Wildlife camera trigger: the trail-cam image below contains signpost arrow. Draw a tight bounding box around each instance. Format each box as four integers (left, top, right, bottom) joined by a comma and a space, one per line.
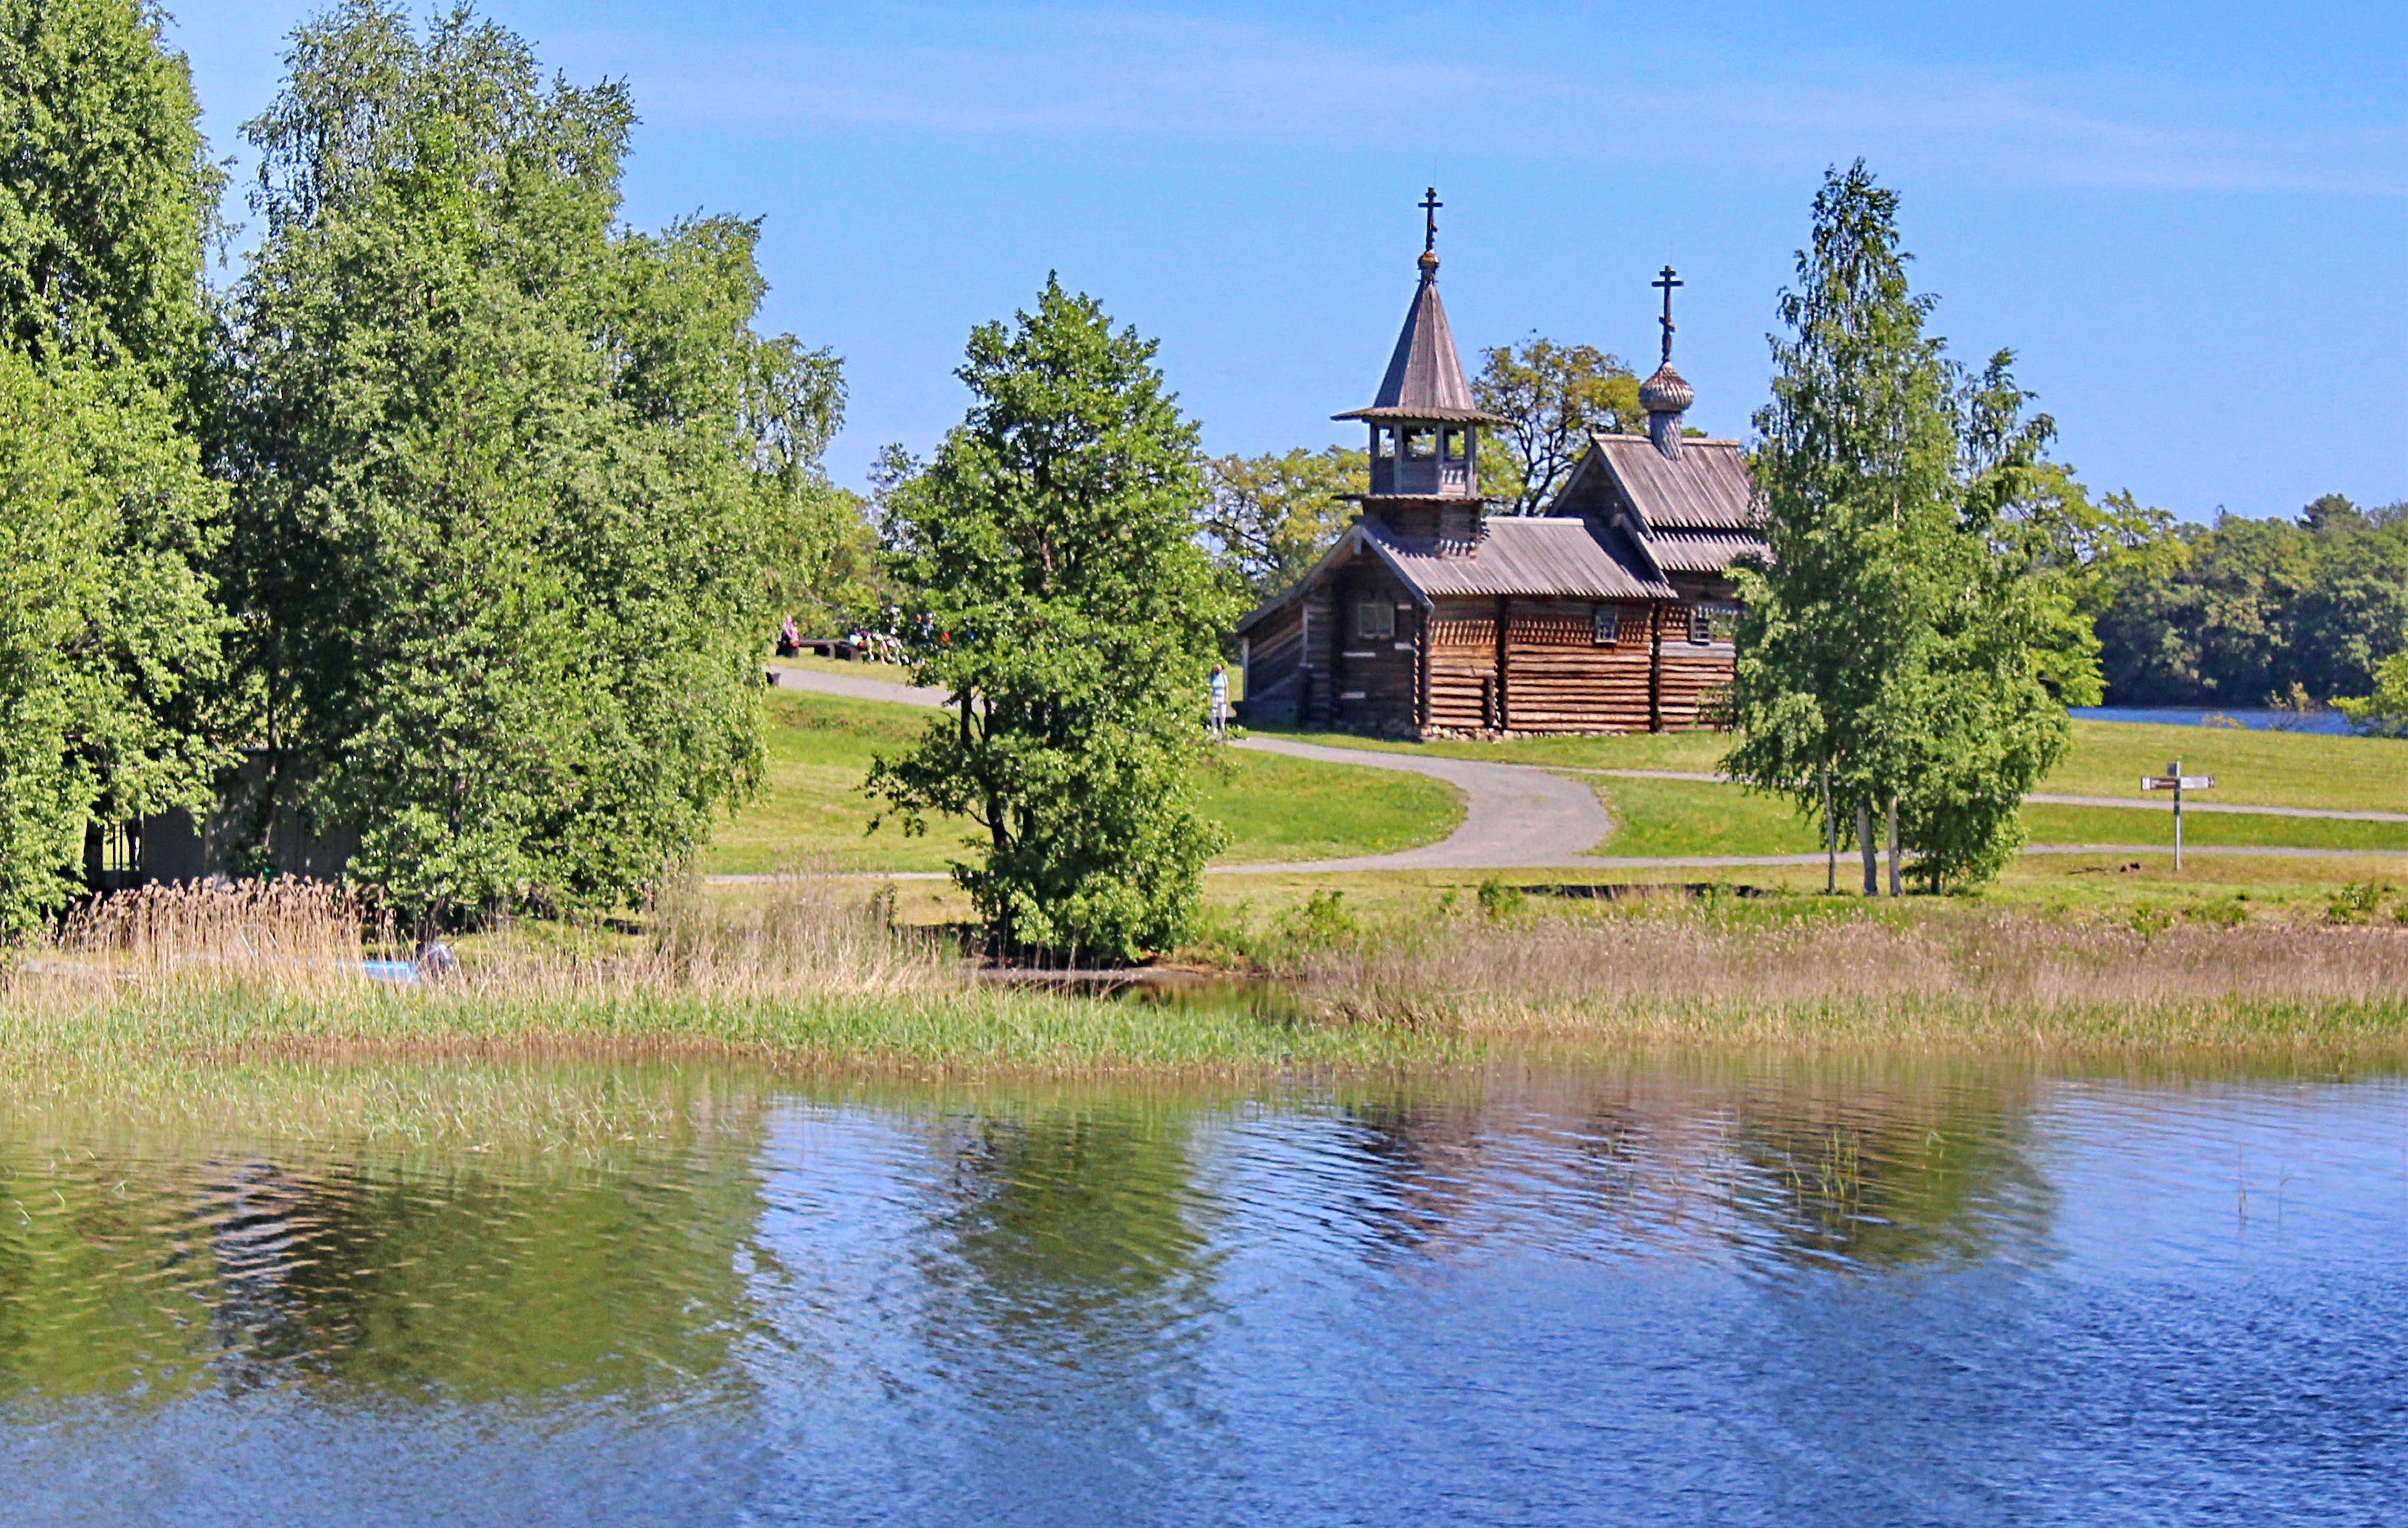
2139, 759, 2215, 871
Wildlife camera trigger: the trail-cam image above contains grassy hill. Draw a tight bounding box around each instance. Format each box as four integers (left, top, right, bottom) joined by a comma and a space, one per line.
701, 690, 1465, 875
1267, 718, 2408, 859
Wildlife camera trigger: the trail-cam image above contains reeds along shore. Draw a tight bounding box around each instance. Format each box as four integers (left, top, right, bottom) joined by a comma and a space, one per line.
15, 879, 2408, 1060
3, 879, 1442, 1073
1297, 909, 2408, 1049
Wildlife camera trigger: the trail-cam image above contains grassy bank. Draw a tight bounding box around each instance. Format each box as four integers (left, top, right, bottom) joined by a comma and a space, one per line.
1280, 896, 2408, 1053
14, 879, 1461, 1076
703, 690, 1463, 874
30, 877, 2408, 1073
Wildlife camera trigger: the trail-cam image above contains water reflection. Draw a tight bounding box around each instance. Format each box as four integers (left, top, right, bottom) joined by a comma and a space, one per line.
2, 1053, 2403, 1526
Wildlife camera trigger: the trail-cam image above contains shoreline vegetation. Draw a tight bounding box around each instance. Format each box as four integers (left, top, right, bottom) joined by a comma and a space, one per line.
17, 879, 2408, 1075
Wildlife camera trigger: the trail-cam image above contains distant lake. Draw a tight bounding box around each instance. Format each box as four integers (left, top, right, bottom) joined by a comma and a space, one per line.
2073, 706, 2360, 735
4, 1051, 2405, 1527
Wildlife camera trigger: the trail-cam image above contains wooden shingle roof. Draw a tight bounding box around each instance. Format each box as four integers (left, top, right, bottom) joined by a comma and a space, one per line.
1332, 262, 1508, 427
1586, 435, 1759, 530
1365, 518, 1674, 601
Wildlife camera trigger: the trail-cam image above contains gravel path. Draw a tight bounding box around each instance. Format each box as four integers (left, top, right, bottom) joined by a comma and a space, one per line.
763, 662, 1609, 871
751, 662, 2408, 875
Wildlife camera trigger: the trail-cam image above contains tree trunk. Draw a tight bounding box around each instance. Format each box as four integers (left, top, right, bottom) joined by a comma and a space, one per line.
1821, 764, 1835, 895
1857, 802, 1877, 896
1886, 796, 1902, 897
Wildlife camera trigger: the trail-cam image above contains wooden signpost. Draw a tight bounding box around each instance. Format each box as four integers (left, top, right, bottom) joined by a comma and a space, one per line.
2140, 759, 2215, 870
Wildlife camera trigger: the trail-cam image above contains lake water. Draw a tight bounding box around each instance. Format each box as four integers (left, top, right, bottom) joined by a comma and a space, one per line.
3, 1052, 2404, 1526
2072, 706, 2360, 735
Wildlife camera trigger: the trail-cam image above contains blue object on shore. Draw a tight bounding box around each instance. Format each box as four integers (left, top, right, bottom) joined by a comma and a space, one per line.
362, 959, 422, 985
2072, 706, 2358, 735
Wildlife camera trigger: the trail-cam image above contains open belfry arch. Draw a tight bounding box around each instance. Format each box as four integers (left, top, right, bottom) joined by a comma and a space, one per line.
1234, 197, 1768, 737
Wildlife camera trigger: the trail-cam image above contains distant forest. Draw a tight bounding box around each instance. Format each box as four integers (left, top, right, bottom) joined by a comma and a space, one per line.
2086, 493, 2408, 708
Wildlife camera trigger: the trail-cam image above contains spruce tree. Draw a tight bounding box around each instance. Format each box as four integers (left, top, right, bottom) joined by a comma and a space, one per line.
871, 279, 1236, 963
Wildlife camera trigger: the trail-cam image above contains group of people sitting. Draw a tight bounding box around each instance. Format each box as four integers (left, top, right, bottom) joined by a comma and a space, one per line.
773, 614, 904, 664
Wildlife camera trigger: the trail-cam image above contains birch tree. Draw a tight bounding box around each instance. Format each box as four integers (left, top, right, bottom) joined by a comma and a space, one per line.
1723, 162, 2098, 893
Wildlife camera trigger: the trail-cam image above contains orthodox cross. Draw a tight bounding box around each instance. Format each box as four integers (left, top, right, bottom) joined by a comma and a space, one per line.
1420, 187, 1442, 254
1653, 266, 1682, 364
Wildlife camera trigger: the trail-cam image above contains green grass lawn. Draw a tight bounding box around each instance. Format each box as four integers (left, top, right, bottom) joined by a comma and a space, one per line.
1261, 724, 1729, 774
1267, 716, 2408, 812
2036, 721, 2408, 812
1582, 777, 1824, 857
701, 690, 1464, 875
2021, 803, 2408, 853
1573, 775, 2408, 860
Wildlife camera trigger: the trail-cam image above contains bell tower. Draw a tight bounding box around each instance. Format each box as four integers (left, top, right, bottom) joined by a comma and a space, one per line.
1333, 189, 1508, 545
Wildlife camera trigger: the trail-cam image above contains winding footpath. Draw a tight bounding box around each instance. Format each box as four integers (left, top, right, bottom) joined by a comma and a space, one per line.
748, 662, 2408, 877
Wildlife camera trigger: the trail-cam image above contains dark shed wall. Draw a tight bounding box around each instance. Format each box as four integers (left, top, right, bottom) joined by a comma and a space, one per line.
1329, 556, 1421, 736
1239, 601, 1306, 724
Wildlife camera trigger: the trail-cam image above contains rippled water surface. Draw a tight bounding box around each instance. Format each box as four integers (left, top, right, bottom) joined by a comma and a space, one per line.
3, 1052, 2404, 1526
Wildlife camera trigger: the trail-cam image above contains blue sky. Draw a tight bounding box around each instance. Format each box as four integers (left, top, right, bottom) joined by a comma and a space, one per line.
170, 2, 2408, 521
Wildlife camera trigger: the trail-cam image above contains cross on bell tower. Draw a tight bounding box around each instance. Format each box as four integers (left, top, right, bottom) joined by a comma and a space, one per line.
1420, 187, 1442, 255
1638, 265, 1695, 461
1652, 266, 1682, 366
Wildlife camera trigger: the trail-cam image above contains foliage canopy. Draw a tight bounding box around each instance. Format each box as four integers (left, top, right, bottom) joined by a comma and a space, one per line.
1201, 445, 1365, 600
871, 278, 1236, 963
1723, 162, 2100, 891
0, 0, 225, 941
214, 0, 841, 924
1475, 336, 1642, 513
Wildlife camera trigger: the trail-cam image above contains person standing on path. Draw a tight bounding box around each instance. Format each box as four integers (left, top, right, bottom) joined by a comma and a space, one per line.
1209, 664, 1230, 739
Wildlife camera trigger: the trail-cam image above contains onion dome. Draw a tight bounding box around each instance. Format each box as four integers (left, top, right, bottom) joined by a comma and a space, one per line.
1639, 362, 1694, 416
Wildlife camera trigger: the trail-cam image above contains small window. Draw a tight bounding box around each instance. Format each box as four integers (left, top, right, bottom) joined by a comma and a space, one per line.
1373, 426, 1396, 459
1356, 599, 1395, 640
1689, 606, 1712, 644
1403, 429, 1436, 459
1592, 606, 1620, 646
1440, 429, 1463, 462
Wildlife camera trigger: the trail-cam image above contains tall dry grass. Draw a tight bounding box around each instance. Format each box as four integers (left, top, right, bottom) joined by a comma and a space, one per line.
50, 880, 367, 991
605, 879, 953, 999
1298, 907, 2408, 1047
19, 875, 954, 1005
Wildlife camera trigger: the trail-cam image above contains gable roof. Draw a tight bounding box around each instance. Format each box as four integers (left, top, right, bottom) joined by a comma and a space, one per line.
1368, 517, 1674, 601
1584, 434, 1759, 530
1235, 515, 1676, 633
1333, 264, 1508, 427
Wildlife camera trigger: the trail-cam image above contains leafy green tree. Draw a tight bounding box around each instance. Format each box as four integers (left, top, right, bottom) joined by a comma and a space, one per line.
216, 1, 839, 924
0, 0, 226, 938
1474, 335, 1642, 513
1893, 356, 2104, 887
1201, 444, 1364, 599
0, 355, 224, 939
766, 485, 891, 636
2336, 645, 2408, 736
0, 0, 220, 382
870, 278, 1235, 962
1724, 162, 2098, 892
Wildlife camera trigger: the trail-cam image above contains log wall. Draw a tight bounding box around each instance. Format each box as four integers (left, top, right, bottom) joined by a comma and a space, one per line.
1425, 599, 1499, 733
1497, 598, 1658, 733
